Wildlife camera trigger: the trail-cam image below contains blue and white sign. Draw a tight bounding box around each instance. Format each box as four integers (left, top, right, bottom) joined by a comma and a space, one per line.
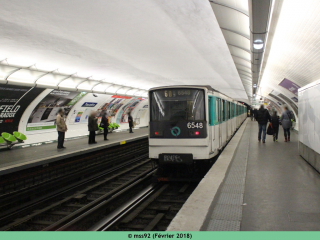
81, 102, 97, 107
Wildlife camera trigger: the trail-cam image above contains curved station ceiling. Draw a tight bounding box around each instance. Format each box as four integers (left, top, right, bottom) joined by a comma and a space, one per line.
0, 0, 319, 108
0, 0, 247, 102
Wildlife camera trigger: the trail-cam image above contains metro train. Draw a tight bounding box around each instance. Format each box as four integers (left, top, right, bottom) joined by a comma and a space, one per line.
148, 85, 247, 179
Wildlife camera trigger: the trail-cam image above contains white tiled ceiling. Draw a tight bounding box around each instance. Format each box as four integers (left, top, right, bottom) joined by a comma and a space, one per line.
0, 0, 249, 101
260, 0, 320, 98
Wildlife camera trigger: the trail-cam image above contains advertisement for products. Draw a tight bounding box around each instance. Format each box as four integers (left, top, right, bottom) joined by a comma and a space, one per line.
26, 90, 86, 131
0, 84, 44, 134
119, 98, 143, 123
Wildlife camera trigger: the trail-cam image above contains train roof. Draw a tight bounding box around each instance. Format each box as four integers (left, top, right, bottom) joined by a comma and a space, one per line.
149, 85, 218, 92
148, 85, 246, 105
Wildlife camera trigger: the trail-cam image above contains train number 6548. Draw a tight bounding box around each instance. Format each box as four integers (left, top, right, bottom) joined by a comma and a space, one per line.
187, 122, 203, 129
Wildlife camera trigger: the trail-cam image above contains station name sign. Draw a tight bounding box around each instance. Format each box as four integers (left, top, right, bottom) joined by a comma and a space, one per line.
81, 102, 97, 107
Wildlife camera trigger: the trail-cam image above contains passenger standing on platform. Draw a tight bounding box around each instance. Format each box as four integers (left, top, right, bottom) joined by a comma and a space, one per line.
88, 111, 99, 144
280, 106, 292, 142
253, 108, 258, 121
128, 112, 134, 133
56, 108, 67, 149
255, 104, 271, 143
101, 111, 109, 140
251, 108, 255, 121
271, 111, 280, 142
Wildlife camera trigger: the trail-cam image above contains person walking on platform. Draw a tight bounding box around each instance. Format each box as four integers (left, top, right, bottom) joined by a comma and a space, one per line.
280, 106, 292, 142
255, 104, 271, 143
100, 111, 109, 140
271, 111, 280, 142
56, 108, 67, 149
88, 111, 99, 144
251, 108, 255, 121
128, 112, 134, 133
253, 108, 257, 121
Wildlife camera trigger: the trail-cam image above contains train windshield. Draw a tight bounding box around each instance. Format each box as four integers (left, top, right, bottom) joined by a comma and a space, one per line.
150, 88, 205, 121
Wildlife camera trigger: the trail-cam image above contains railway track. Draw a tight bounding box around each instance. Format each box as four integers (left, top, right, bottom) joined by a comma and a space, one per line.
0, 154, 156, 231
0, 138, 148, 214
62, 182, 198, 231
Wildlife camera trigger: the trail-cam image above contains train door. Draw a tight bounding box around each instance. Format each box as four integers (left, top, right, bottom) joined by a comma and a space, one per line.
208, 96, 215, 153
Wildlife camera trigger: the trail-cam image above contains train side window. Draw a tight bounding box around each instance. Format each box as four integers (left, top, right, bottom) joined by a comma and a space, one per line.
222, 100, 225, 122
226, 101, 229, 120
208, 96, 214, 126
225, 101, 228, 120
216, 98, 220, 123
231, 103, 234, 118
212, 96, 217, 125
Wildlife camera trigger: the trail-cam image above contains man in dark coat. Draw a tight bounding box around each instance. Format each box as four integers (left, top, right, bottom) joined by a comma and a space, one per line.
101, 111, 109, 140
88, 111, 99, 144
255, 104, 271, 143
128, 112, 134, 133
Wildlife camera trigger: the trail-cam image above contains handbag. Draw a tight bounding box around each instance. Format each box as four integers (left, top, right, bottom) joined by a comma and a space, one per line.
286, 112, 292, 127
267, 123, 274, 135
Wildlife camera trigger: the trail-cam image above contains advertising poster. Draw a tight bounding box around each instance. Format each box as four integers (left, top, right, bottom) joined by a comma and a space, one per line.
0, 84, 44, 134
279, 78, 301, 96
75, 112, 83, 123
26, 90, 86, 131
120, 99, 143, 123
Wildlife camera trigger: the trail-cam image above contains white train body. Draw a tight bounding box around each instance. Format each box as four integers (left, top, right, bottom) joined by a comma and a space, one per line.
149, 86, 247, 164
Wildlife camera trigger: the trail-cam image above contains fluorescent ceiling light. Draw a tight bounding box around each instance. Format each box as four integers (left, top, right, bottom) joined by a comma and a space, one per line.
77, 80, 100, 91
58, 77, 83, 88
116, 87, 131, 94
36, 73, 65, 86
7, 69, 43, 83
253, 39, 264, 50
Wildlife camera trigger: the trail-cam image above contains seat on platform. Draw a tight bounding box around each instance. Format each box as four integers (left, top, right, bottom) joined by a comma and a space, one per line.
0, 136, 5, 144
1, 132, 16, 143
13, 131, 27, 142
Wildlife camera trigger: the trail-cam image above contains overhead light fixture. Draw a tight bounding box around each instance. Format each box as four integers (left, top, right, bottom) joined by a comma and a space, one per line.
253, 39, 264, 50
253, 94, 256, 97
253, 84, 257, 88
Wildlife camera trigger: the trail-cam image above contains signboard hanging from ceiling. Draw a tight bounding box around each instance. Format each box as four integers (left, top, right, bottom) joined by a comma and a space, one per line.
278, 78, 301, 96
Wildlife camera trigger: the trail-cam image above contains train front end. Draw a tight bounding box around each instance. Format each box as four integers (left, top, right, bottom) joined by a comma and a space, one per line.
149, 86, 210, 180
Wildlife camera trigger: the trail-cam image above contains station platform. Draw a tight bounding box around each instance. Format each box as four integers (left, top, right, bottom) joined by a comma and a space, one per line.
0, 128, 148, 176
168, 119, 320, 231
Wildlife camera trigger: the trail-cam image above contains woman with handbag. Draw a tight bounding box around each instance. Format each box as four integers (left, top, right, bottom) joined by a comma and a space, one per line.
280, 106, 292, 142
100, 111, 109, 140
271, 111, 280, 142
